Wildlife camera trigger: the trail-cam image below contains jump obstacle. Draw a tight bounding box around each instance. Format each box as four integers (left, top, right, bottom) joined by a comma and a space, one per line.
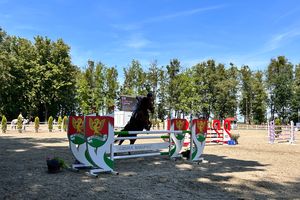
179, 119, 232, 146
67, 116, 207, 176
206, 119, 232, 144
268, 121, 296, 144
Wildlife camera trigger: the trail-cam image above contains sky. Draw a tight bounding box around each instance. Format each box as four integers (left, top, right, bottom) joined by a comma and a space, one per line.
1, 0, 300, 75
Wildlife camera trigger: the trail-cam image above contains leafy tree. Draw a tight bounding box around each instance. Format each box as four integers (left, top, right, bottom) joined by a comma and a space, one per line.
252, 71, 267, 124
291, 64, 300, 122
0, 32, 36, 119
166, 59, 181, 117
76, 60, 98, 114
32, 36, 77, 121
214, 64, 239, 120
157, 68, 168, 126
146, 60, 160, 122
192, 60, 219, 118
174, 69, 197, 116
239, 65, 253, 124
94, 62, 106, 114
266, 56, 293, 123
76, 70, 90, 114
121, 59, 147, 96
105, 66, 119, 113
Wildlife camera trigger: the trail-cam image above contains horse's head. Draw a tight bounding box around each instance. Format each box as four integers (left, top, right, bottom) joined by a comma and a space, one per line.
146, 92, 155, 113
135, 93, 154, 114
139, 96, 154, 114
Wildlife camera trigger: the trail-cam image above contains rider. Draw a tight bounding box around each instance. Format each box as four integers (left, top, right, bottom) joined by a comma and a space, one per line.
134, 92, 154, 114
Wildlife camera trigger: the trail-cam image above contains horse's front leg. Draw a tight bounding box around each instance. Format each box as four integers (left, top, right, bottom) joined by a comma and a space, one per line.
129, 135, 137, 145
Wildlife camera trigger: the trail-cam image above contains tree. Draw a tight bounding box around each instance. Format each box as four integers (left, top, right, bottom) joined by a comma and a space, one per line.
76, 61, 96, 114
145, 60, 160, 124
105, 66, 119, 113
121, 60, 147, 96
252, 71, 267, 124
239, 65, 253, 124
266, 56, 293, 123
214, 63, 239, 120
291, 64, 300, 122
32, 36, 77, 121
166, 59, 181, 117
174, 69, 197, 116
192, 60, 219, 119
94, 62, 106, 114
157, 67, 168, 126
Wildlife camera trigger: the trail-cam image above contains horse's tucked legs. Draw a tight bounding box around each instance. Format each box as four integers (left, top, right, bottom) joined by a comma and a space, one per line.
129, 136, 137, 145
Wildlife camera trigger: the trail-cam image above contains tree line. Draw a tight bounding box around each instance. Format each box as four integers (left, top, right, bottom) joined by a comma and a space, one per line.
1, 27, 300, 124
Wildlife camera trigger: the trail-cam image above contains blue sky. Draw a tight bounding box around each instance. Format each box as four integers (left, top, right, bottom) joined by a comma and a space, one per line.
1, 0, 300, 75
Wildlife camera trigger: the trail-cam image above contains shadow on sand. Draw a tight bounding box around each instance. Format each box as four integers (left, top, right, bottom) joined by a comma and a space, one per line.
0, 136, 299, 199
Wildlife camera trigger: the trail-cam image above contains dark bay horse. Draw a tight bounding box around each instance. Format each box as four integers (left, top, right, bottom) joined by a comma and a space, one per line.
117, 93, 154, 145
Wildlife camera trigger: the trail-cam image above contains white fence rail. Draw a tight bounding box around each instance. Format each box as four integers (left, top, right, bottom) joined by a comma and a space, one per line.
1, 122, 65, 132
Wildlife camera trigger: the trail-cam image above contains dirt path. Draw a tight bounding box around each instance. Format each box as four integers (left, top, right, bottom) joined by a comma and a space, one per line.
0, 129, 299, 199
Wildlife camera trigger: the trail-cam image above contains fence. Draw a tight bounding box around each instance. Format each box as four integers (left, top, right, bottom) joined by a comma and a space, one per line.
1, 122, 65, 132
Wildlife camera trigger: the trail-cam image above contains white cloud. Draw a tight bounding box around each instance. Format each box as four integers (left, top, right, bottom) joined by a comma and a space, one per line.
124, 34, 152, 49
111, 5, 224, 31
143, 5, 224, 24
264, 29, 300, 52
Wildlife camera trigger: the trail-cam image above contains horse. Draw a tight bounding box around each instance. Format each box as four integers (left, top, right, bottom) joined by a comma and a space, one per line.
11, 118, 29, 130
11, 119, 18, 129
117, 93, 154, 145
22, 119, 30, 131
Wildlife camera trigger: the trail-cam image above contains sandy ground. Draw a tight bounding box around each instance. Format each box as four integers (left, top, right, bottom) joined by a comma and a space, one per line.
0, 127, 299, 200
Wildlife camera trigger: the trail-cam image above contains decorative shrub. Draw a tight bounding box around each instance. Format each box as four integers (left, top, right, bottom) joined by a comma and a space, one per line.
34, 117, 40, 133
1, 115, 7, 133
48, 116, 53, 132
17, 115, 23, 132
274, 118, 282, 136
63, 116, 68, 131
58, 116, 62, 131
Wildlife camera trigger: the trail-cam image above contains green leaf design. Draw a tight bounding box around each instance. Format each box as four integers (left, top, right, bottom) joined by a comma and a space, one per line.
192, 147, 198, 160
70, 134, 85, 145
197, 134, 206, 142
85, 150, 97, 167
87, 136, 106, 148
104, 154, 114, 169
169, 146, 176, 157
176, 133, 185, 140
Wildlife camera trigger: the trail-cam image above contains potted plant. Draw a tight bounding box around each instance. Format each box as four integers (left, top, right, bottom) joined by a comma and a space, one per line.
1, 115, 7, 133
63, 116, 68, 132
17, 115, 23, 133
48, 116, 53, 132
46, 156, 69, 173
57, 116, 62, 131
230, 133, 240, 144
34, 117, 40, 133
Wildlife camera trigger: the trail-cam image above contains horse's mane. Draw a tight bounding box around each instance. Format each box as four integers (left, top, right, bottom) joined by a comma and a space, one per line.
135, 96, 154, 113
